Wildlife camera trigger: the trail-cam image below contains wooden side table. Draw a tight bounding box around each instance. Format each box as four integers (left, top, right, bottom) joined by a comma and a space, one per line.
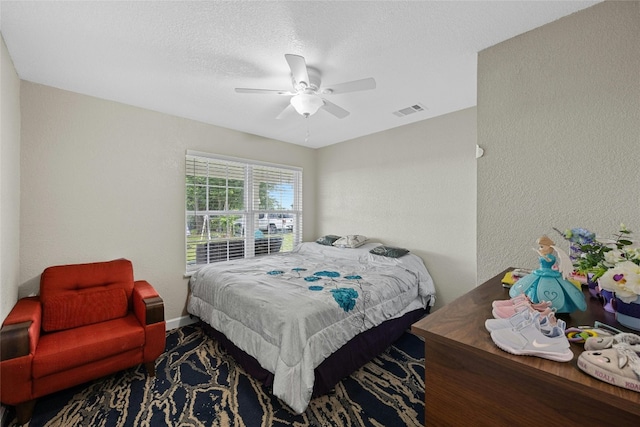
411, 268, 640, 426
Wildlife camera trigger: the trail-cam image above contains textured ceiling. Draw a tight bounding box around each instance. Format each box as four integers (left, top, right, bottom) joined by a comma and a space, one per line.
0, 1, 601, 148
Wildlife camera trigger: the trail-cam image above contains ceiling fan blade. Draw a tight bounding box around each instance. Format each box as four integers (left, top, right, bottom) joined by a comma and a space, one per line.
235, 88, 293, 95
321, 99, 350, 119
275, 104, 296, 120
285, 54, 310, 88
323, 77, 376, 95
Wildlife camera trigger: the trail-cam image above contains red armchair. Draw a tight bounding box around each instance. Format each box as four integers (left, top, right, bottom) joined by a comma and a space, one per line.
0, 259, 165, 425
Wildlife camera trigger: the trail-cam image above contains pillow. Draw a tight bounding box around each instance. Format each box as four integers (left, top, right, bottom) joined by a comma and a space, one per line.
332, 234, 368, 248
42, 287, 129, 332
316, 235, 341, 246
369, 245, 410, 258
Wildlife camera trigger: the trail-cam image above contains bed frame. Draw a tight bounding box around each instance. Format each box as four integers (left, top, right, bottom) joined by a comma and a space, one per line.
199, 307, 428, 397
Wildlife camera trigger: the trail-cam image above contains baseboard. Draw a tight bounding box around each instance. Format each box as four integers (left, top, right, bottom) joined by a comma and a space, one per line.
165, 315, 198, 330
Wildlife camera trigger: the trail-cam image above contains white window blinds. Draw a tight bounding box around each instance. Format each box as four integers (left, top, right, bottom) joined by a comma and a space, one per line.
185, 151, 302, 271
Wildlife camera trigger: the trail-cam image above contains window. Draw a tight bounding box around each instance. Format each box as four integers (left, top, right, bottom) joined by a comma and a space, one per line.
185, 151, 302, 271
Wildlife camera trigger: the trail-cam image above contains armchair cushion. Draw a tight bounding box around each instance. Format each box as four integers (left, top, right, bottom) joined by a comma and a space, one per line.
40, 259, 134, 297
42, 287, 128, 332
40, 259, 135, 332
33, 314, 144, 379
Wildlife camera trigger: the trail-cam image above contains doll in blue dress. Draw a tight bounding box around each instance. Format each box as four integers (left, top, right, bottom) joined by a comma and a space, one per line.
510, 235, 587, 314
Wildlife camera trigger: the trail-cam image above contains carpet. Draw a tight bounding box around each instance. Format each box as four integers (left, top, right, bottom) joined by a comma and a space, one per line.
8, 324, 425, 426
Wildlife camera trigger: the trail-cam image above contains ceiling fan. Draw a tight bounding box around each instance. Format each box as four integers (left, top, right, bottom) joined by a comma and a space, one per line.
235, 54, 376, 119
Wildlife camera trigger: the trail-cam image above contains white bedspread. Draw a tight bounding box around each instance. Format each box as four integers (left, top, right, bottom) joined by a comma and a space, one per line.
187, 241, 436, 413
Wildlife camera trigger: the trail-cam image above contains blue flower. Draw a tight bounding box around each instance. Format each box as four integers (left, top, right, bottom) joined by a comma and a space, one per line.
267, 270, 284, 275
304, 276, 321, 282
566, 228, 596, 245
330, 288, 359, 312
308, 285, 324, 291
345, 275, 362, 280
314, 271, 340, 278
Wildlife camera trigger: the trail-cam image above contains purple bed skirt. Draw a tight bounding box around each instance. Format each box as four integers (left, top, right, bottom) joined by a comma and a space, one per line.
200, 307, 428, 397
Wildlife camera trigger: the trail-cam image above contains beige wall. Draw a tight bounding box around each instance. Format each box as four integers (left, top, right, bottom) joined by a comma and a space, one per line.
477, 1, 640, 282
317, 108, 478, 309
18, 82, 317, 322
0, 35, 21, 322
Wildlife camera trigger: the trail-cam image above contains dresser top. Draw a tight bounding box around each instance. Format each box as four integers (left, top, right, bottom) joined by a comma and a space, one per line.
412, 268, 640, 410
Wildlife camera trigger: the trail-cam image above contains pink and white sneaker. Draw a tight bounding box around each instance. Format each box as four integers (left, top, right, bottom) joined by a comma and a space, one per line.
492, 294, 530, 309
492, 299, 553, 319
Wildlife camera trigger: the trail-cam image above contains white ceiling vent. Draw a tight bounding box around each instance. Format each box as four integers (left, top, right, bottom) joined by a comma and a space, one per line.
393, 103, 427, 117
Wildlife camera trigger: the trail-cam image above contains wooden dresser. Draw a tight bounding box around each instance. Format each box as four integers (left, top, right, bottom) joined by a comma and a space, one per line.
411, 268, 640, 426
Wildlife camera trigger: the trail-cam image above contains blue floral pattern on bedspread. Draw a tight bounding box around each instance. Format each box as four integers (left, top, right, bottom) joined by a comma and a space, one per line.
330, 288, 359, 312
313, 271, 340, 278
265, 268, 370, 316
267, 270, 284, 275
260, 267, 371, 322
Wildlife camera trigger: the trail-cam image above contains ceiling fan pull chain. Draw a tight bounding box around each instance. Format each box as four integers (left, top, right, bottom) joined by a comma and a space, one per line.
305, 117, 310, 144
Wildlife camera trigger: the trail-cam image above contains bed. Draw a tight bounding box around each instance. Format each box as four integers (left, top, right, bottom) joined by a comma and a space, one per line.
187, 240, 436, 414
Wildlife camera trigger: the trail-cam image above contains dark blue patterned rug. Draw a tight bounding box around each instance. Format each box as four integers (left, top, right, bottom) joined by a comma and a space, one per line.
8, 324, 424, 426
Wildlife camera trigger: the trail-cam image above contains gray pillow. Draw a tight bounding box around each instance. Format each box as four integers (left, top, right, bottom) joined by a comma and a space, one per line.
369, 245, 410, 258
332, 235, 369, 248
316, 235, 341, 246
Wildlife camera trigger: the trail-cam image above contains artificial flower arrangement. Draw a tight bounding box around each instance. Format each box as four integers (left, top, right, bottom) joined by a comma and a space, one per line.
555, 224, 640, 303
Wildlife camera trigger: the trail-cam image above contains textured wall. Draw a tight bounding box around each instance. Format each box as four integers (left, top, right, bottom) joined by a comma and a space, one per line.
477, 1, 640, 283
19, 83, 317, 322
317, 108, 477, 309
0, 36, 21, 323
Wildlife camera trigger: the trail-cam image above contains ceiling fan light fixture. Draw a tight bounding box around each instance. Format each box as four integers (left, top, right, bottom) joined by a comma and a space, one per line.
290, 93, 324, 117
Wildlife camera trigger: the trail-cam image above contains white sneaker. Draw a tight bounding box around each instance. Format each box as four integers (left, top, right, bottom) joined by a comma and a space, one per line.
538, 311, 566, 335
485, 308, 564, 335
485, 308, 537, 333
490, 316, 573, 362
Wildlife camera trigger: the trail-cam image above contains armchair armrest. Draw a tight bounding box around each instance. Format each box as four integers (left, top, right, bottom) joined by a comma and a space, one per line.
133, 280, 165, 325
1, 322, 31, 361
144, 297, 165, 325
1, 297, 40, 407
1, 297, 42, 360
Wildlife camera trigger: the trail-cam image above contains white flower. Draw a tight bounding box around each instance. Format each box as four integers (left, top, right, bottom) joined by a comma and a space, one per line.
599, 261, 640, 303
604, 249, 624, 266
626, 248, 640, 261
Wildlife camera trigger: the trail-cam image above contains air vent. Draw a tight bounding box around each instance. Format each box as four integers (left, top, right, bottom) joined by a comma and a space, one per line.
393, 103, 427, 117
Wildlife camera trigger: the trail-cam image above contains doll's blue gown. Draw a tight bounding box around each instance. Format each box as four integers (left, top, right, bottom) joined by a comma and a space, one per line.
509, 253, 586, 314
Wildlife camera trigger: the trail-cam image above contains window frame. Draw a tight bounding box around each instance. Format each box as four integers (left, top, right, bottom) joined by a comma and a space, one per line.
185, 150, 303, 272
